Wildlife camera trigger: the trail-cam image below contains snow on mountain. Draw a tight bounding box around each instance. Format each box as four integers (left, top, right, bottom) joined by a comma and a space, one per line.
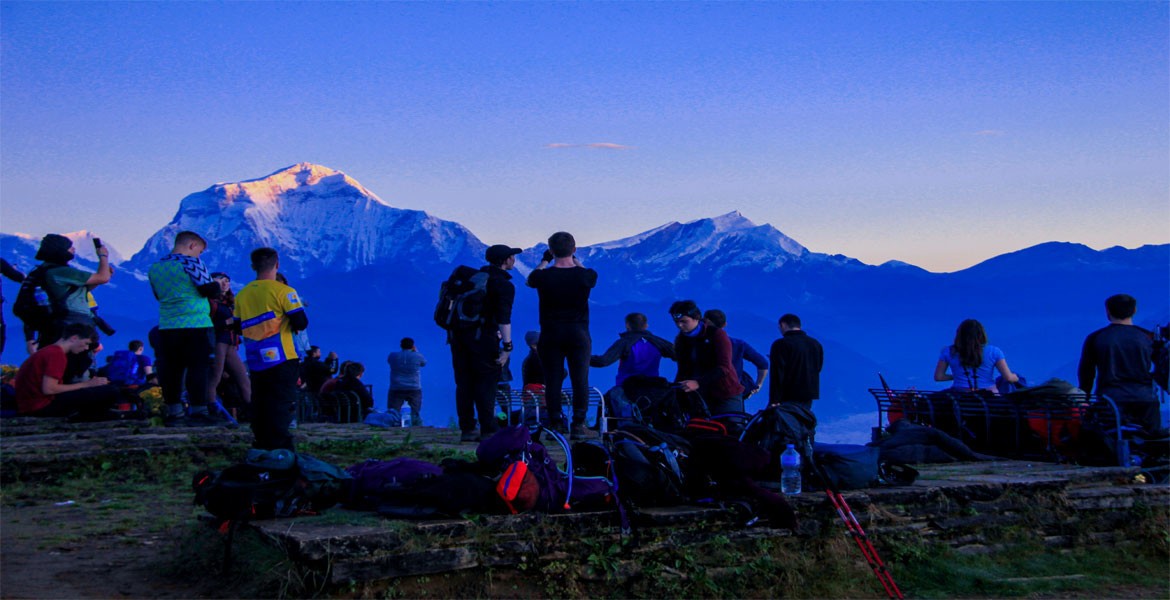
1, 231, 125, 270
124, 163, 486, 279
585, 211, 807, 267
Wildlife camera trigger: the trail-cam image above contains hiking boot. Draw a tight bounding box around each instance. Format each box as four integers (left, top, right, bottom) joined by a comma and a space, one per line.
460, 430, 481, 443
570, 423, 590, 441
185, 412, 239, 429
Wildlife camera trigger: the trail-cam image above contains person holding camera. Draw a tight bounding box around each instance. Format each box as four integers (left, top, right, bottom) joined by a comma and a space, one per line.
528, 232, 598, 439
25, 233, 113, 351
148, 231, 226, 427
388, 337, 426, 426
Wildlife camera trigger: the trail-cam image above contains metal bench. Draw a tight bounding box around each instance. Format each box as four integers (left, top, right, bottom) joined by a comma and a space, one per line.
869, 387, 1133, 465
497, 386, 608, 432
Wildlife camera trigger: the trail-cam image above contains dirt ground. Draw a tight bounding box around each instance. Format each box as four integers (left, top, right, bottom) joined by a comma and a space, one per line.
1, 504, 196, 599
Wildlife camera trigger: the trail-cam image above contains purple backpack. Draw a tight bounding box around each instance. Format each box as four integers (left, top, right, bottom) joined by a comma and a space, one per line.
477, 425, 571, 513
345, 457, 443, 510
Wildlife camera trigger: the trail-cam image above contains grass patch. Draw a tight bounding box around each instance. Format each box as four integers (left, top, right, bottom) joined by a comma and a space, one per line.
896, 542, 1168, 598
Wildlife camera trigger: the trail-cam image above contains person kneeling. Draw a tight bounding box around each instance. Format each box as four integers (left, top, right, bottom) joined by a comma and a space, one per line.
13, 322, 120, 419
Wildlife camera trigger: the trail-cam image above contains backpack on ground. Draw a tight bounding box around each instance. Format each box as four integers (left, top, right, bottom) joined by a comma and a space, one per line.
811, 443, 881, 491
477, 425, 571, 513
609, 425, 692, 507
192, 449, 352, 521
741, 403, 818, 467
434, 265, 490, 334
11, 264, 67, 333
345, 457, 443, 510
106, 350, 141, 386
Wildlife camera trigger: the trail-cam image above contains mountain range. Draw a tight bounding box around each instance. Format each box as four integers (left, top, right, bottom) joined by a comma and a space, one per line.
3, 163, 1167, 432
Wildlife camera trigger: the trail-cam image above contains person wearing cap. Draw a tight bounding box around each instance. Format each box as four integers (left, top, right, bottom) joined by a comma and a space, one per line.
669, 299, 744, 415
27, 233, 113, 352
451, 243, 519, 442
148, 231, 227, 427
527, 231, 598, 440
704, 309, 769, 406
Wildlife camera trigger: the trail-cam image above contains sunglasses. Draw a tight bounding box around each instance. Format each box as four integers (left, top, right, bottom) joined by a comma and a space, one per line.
672, 313, 692, 321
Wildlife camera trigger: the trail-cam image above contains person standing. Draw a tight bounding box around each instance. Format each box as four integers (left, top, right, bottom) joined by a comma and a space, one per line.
670, 300, 744, 415
528, 232, 598, 440
388, 337, 426, 426
235, 247, 308, 450
25, 234, 112, 353
590, 312, 675, 386
207, 272, 250, 408
769, 314, 824, 412
450, 244, 518, 442
148, 231, 223, 426
704, 309, 769, 402
1, 258, 26, 360
1078, 294, 1162, 434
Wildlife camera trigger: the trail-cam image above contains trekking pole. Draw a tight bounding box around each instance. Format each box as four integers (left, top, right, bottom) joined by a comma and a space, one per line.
813, 458, 903, 599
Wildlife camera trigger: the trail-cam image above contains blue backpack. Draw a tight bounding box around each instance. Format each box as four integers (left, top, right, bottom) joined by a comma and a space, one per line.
107, 350, 141, 385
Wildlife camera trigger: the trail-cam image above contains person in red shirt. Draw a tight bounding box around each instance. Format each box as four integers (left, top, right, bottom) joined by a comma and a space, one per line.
14, 322, 119, 418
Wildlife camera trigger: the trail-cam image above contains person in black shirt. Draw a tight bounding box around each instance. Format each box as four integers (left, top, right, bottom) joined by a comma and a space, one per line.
769, 313, 823, 412
527, 232, 598, 440
1078, 294, 1162, 434
451, 244, 518, 442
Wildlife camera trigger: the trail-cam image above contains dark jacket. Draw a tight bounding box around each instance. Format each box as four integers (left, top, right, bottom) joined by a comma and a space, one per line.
674, 321, 743, 401
769, 329, 823, 405
482, 265, 515, 330
1078, 323, 1155, 403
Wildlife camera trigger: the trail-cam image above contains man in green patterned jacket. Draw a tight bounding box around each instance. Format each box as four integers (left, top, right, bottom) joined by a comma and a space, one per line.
148, 231, 229, 427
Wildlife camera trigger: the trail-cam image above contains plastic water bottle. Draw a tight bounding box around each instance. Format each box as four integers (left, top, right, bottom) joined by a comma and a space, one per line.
400, 405, 412, 427
780, 444, 802, 495
33, 288, 50, 307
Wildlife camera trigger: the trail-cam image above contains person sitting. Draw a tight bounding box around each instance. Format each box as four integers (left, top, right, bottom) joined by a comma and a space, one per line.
333, 361, 375, 419
13, 322, 120, 419
934, 319, 1019, 393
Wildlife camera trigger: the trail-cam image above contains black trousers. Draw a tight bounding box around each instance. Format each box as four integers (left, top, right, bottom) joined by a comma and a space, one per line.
28, 384, 120, 418
251, 359, 299, 451
156, 328, 214, 409
451, 330, 501, 434
538, 323, 592, 425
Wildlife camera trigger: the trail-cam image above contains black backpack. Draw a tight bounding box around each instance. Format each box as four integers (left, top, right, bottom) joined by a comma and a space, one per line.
192, 450, 352, 521
12, 264, 67, 332
434, 265, 490, 333
741, 403, 818, 466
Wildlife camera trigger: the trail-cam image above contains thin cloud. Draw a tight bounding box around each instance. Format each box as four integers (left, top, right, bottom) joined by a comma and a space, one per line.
974, 129, 1005, 136
544, 142, 633, 150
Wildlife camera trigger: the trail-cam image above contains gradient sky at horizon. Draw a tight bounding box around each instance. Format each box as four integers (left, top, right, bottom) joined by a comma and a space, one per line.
1, 2, 1166, 273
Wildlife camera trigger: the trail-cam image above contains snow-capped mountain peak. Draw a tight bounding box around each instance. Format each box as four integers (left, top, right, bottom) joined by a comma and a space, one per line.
8, 230, 125, 265
708, 210, 756, 233
211, 162, 390, 208
124, 163, 484, 279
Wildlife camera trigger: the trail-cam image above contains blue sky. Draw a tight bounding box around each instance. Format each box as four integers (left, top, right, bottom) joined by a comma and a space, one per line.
1, 1, 1166, 272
